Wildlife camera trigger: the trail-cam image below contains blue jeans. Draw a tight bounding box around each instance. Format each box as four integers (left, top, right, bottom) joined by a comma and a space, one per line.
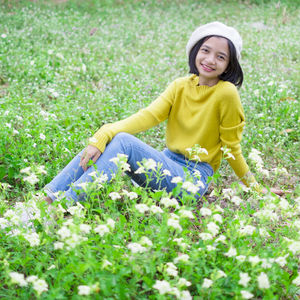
44, 133, 213, 204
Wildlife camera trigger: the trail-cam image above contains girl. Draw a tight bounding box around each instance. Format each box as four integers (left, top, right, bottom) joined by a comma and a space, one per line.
44, 21, 282, 205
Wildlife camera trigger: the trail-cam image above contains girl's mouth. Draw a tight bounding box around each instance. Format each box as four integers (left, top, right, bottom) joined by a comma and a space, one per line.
201, 64, 215, 72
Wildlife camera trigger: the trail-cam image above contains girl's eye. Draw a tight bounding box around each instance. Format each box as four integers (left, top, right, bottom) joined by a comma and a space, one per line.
218, 55, 225, 60
201, 48, 208, 53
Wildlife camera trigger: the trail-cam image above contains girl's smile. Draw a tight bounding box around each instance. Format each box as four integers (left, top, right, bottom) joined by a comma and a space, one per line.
195, 36, 230, 86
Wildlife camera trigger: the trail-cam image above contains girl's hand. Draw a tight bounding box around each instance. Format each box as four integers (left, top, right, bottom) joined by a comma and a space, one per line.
80, 145, 102, 171
261, 187, 284, 196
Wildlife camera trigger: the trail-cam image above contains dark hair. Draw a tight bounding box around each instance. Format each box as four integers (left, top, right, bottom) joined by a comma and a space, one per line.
188, 35, 244, 88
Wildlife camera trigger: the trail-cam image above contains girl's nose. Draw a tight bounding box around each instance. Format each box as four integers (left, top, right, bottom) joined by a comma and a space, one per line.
205, 54, 216, 64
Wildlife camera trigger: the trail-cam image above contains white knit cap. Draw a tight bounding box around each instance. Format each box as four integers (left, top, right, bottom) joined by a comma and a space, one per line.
186, 21, 242, 60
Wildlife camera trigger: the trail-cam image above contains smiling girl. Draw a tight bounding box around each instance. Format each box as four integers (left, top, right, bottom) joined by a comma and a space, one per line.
44, 21, 282, 205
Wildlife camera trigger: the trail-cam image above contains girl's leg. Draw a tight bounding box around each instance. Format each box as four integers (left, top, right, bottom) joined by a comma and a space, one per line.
47, 132, 213, 204
44, 150, 85, 201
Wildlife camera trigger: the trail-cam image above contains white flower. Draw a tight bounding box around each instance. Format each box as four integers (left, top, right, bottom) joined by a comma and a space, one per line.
165, 262, 178, 277
224, 247, 237, 257
202, 278, 213, 288
153, 280, 172, 295
167, 218, 182, 232
259, 228, 270, 237
215, 235, 226, 243
26, 275, 38, 283
102, 259, 112, 268
174, 254, 189, 263
200, 207, 212, 216
178, 277, 191, 287
79, 224, 91, 234
109, 192, 121, 200
257, 272, 270, 289
32, 279, 48, 295
23, 173, 39, 185
213, 214, 223, 223
279, 198, 290, 210
179, 209, 194, 219
150, 205, 163, 214
207, 245, 216, 251
135, 204, 149, 214
241, 290, 254, 299
9, 272, 28, 287
39, 133, 46, 140
275, 255, 288, 267
54, 241, 64, 250
94, 224, 110, 237
236, 255, 246, 262
216, 270, 227, 279
143, 158, 157, 170
239, 225, 256, 235
249, 255, 260, 265
163, 169, 171, 176
78, 285, 91, 295
292, 273, 300, 286
288, 241, 300, 254
182, 181, 199, 194
199, 232, 213, 240
23, 232, 40, 247
238, 272, 251, 287
20, 167, 31, 174
140, 236, 153, 247
57, 226, 71, 239
222, 188, 234, 199
207, 222, 219, 236
231, 196, 243, 206
180, 290, 192, 300
160, 197, 179, 209
106, 218, 115, 229
1, 33, 7, 38
127, 242, 147, 254
171, 176, 182, 184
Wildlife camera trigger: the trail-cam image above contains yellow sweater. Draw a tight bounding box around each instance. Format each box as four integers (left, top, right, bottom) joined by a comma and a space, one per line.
90, 74, 257, 187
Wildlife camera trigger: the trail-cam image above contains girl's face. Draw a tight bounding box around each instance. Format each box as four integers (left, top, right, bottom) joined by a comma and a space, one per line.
195, 36, 230, 86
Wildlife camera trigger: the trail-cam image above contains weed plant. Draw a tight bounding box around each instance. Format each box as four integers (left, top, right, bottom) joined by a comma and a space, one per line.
0, 0, 299, 299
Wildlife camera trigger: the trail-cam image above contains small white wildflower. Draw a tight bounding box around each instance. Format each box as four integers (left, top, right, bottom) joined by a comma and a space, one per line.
241, 290, 254, 299
153, 280, 172, 295
163, 169, 171, 176
292, 273, 300, 286
78, 285, 91, 295
140, 236, 153, 247
200, 207, 212, 216
279, 198, 290, 210
102, 259, 112, 268
179, 209, 194, 219
207, 222, 219, 236
239, 272, 251, 287
216, 270, 227, 279
257, 272, 270, 289
231, 196, 243, 206
202, 278, 213, 288
249, 255, 260, 265
224, 247, 237, 257
94, 224, 110, 237
167, 218, 182, 232
54, 241, 64, 250
79, 224, 91, 234
160, 197, 179, 209
26, 275, 38, 283
109, 192, 121, 200
289, 241, 300, 254
57, 226, 71, 239
23, 173, 39, 185
178, 277, 191, 287
182, 181, 199, 194
165, 262, 178, 277
171, 176, 182, 184
150, 205, 163, 214
207, 245, 216, 251
275, 255, 288, 267
9, 272, 28, 287
32, 279, 48, 295
1, 33, 7, 38
213, 214, 223, 223
199, 232, 213, 241
239, 225, 256, 235
180, 290, 192, 300
143, 158, 157, 170
23, 232, 40, 247
174, 254, 189, 263
236, 255, 246, 262
106, 218, 115, 229
215, 234, 226, 243
135, 204, 149, 214
127, 242, 147, 254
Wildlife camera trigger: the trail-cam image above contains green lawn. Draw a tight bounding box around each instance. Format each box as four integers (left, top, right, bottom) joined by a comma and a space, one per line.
0, 0, 299, 299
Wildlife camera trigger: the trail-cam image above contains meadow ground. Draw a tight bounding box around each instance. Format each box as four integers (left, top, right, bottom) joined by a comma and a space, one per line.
0, 0, 299, 299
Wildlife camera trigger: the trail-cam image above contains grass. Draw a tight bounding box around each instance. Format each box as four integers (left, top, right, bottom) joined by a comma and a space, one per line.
0, 0, 299, 299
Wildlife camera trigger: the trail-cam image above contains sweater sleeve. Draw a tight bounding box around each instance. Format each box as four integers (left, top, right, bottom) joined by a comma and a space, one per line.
89, 80, 176, 153
219, 85, 260, 189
